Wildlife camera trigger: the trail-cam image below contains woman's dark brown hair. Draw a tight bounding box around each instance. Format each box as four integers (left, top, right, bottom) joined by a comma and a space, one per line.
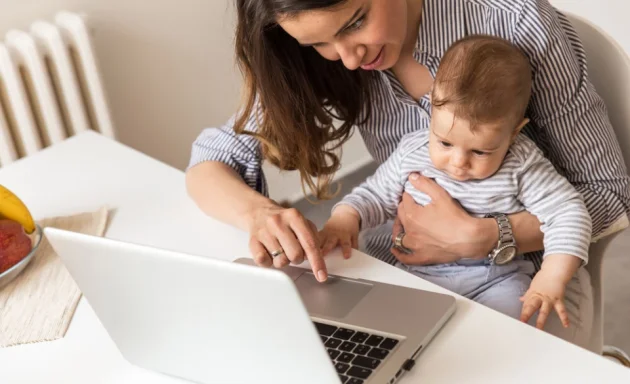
234, 0, 373, 199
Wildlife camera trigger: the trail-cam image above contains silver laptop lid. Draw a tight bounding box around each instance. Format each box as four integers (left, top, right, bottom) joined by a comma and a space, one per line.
44, 227, 339, 384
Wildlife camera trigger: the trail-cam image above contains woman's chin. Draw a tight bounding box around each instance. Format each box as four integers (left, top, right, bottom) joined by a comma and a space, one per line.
376, 46, 400, 70
381, 56, 398, 71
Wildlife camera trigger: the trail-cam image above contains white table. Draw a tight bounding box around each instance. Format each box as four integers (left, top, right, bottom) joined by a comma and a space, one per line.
0, 131, 628, 383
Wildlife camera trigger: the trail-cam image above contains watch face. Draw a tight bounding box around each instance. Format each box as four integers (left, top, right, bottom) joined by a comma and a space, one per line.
495, 247, 517, 265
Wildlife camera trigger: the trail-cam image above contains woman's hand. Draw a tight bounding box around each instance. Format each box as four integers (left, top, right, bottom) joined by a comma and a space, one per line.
248, 203, 328, 282
391, 173, 497, 265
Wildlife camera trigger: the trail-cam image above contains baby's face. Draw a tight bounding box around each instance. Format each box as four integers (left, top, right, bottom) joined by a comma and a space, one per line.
429, 107, 518, 182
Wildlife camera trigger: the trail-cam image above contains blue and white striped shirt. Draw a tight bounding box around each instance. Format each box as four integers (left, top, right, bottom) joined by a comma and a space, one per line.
189, 0, 630, 269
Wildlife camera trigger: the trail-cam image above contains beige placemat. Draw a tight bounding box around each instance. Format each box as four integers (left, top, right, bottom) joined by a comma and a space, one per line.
0, 206, 109, 347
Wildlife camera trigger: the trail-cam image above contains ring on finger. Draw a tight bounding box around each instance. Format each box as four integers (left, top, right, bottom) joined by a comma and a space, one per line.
394, 231, 413, 254
269, 248, 285, 258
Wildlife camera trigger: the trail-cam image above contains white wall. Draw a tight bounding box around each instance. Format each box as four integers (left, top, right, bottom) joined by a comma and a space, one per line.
0, 0, 627, 203
0, 0, 243, 172
551, 1, 630, 53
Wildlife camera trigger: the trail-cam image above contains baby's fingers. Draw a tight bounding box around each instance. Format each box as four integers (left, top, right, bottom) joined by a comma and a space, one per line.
320, 234, 339, 256
341, 239, 353, 259
535, 300, 552, 330
520, 295, 542, 324
554, 300, 570, 328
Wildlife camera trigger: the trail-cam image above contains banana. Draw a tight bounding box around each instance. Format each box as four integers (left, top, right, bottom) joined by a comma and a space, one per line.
0, 185, 35, 234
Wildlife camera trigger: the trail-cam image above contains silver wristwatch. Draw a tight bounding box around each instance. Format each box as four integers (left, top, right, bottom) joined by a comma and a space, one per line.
485, 213, 517, 265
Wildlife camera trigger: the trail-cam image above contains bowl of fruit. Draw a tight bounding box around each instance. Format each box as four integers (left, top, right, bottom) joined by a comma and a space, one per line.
0, 185, 41, 290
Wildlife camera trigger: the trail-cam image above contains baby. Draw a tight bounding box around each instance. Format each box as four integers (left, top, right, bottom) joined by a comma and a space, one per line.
320, 35, 592, 329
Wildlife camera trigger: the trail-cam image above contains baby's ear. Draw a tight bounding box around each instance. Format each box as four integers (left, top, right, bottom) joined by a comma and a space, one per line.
512, 118, 530, 141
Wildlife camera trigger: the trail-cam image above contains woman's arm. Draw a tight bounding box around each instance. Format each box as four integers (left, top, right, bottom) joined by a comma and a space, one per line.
391, 176, 544, 265
186, 161, 277, 231
473, 210, 545, 256
186, 162, 326, 280
186, 119, 328, 281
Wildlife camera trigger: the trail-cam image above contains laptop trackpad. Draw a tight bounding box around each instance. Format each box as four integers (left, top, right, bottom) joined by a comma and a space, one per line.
294, 273, 373, 318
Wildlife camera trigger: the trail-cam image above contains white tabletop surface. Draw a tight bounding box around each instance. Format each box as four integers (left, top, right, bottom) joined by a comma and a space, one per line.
0, 131, 628, 384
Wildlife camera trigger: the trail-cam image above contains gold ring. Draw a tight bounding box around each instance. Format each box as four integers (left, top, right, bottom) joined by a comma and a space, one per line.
394, 232, 412, 254
270, 248, 285, 258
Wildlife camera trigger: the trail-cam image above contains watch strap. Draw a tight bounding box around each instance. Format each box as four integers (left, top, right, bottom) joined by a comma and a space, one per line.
485, 213, 517, 259
496, 215, 515, 246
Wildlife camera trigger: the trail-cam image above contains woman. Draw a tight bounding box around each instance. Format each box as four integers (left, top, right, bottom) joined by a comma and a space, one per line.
186, 0, 630, 349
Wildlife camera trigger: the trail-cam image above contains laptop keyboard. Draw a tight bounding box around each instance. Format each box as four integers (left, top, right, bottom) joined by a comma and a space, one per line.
314, 321, 400, 384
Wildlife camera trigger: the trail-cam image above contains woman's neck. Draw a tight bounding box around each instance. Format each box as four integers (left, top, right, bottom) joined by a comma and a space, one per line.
391, 0, 431, 102
403, 0, 424, 55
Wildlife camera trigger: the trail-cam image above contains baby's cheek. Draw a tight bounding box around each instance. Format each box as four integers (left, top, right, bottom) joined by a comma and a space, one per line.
476, 157, 504, 178
428, 146, 447, 170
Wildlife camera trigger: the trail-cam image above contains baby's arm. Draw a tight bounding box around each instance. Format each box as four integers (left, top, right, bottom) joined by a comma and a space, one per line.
516, 146, 592, 328
333, 142, 409, 230
320, 205, 362, 258
320, 137, 412, 256
520, 254, 581, 329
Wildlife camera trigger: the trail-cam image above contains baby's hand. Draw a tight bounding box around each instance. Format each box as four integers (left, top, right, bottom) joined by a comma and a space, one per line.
519, 268, 570, 330
320, 206, 361, 259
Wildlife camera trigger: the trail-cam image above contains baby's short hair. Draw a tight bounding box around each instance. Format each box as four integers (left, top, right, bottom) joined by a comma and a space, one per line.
431, 35, 532, 130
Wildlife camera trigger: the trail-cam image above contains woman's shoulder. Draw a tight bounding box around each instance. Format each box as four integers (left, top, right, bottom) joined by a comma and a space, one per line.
422, 0, 529, 16
418, 0, 543, 56
459, 0, 526, 14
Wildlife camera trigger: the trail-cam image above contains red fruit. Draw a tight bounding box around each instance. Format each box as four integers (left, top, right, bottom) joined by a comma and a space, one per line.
0, 219, 33, 274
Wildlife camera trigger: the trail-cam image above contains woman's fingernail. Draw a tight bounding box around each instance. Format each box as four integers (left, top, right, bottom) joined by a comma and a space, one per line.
317, 270, 327, 282
410, 173, 419, 180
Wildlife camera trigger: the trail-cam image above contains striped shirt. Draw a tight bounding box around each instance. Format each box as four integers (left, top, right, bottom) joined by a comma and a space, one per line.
188, 0, 630, 269
336, 130, 592, 264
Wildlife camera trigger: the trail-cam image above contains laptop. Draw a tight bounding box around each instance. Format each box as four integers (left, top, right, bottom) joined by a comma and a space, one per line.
44, 227, 456, 384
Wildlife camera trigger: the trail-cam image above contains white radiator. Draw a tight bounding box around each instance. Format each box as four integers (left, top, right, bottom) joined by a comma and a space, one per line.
0, 11, 114, 167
